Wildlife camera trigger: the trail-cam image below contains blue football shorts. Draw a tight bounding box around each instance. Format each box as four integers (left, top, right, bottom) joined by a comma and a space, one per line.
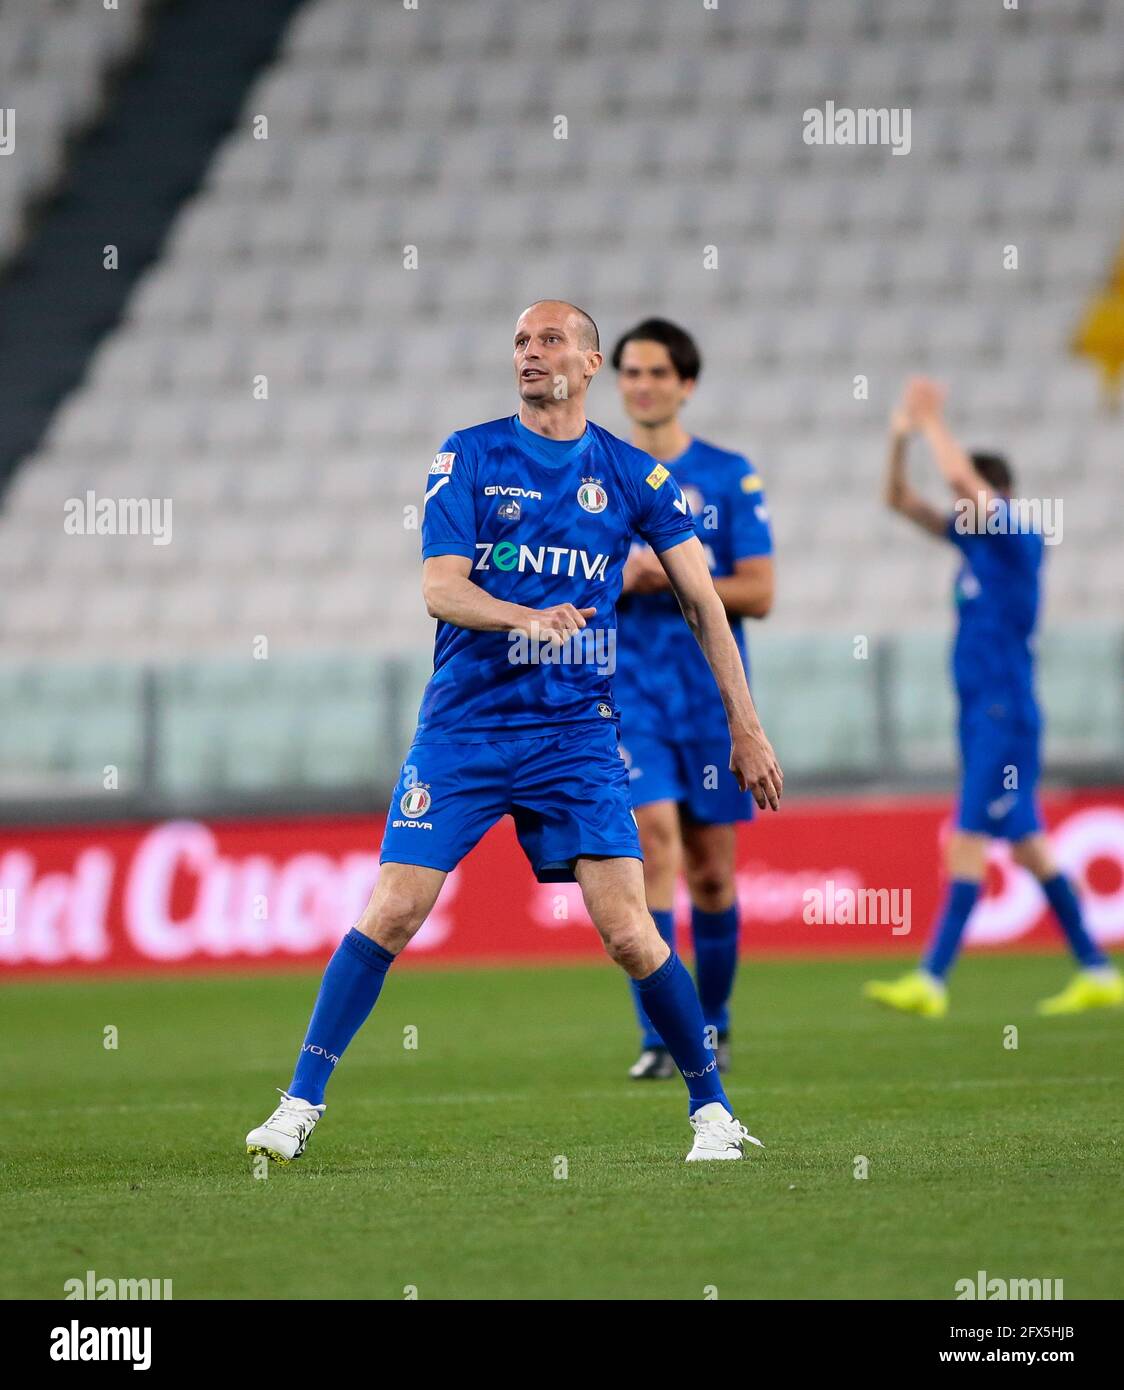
379, 721, 642, 883
956, 702, 1043, 840
617, 731, 753, 825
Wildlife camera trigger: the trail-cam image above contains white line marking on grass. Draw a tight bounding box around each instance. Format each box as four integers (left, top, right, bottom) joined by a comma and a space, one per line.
5, 1074, 1115, 1120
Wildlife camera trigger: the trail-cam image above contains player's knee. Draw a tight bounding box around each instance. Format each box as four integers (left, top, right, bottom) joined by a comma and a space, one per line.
688, 866, 733, 913
356, 886, 427, 951
599, 915, 651, 972
946, 831, 986, 879
1011, 835, 1053, 877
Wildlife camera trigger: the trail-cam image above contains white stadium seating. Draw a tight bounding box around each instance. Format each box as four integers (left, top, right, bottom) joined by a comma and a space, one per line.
0, 0, 1120, 671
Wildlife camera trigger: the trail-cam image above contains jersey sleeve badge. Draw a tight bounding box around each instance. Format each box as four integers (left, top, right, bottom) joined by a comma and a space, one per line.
741, 473, 763, 493
430, 453, 456, 474
645, 463, 670, 490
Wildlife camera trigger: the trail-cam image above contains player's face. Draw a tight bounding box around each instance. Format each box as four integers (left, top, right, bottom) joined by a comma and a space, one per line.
615, 340, 695, 426
513, 305, 598, 404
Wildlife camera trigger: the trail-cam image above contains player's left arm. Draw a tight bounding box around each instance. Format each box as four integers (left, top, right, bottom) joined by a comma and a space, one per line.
655, 535, 783, 811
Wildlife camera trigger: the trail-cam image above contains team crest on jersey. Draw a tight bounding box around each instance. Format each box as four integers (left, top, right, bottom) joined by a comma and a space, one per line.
430, 453, 455, 474
400, 786, 432, 818
577, 479, 608, 513
645, 463, 670, 490
597, 702, 613, 718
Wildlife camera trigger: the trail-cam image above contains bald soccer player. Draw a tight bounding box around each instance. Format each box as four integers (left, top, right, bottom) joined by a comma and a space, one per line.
245, 301, 784, 1165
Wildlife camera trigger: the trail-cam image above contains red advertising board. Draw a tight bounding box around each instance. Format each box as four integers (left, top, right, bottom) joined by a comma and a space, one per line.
1, 792, 1122, 975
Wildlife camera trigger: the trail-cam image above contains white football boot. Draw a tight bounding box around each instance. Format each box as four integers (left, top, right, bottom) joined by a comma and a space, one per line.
628, 1046, 677, 1080
685, 1102, 764, 1162
245, 1089, 325, 1163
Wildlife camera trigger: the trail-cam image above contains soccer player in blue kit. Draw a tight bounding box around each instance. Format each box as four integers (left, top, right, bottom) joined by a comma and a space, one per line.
245, 301, 784, 1164
864, 376, 1121, 1018
609, 320, 775, 1079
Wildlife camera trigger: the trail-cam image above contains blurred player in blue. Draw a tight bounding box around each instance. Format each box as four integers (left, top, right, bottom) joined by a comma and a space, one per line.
246, 301, 784, 1165
610, 320, 775, 1078
865, 376, 1121, 1018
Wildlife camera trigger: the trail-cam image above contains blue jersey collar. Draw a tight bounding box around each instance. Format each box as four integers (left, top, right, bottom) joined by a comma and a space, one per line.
509, 414, 594, 469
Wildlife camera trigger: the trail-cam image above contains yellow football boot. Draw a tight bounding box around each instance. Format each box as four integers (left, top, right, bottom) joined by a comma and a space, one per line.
863, 969, 949, 1018
1037, 969, 1123, 1017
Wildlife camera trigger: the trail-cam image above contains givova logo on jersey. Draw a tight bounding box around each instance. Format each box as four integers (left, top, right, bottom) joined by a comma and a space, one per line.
484, 484, 542, 524
474, 542, 609, 581
393, 785, 433, 830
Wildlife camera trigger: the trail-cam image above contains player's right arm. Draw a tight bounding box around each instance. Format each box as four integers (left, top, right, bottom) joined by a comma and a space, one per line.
419, 438, 594, 641
903, 377, 1015, 548
884, 402, 946, 538
422, 555, 595, 641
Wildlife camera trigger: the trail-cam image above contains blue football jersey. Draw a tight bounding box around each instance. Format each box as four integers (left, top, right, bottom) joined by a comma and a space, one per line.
614, 438, 774, 739
416, 415, 696, 742
945, 500, 1042, 720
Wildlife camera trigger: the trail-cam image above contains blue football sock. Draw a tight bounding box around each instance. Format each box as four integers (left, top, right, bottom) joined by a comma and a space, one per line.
921, 879, 981, 980
692, 904, 739, 1037
634, 950, 731, 1115
629, 908, 674, 1049
1041, 873, 1107, 968
288, 929, 395, 1105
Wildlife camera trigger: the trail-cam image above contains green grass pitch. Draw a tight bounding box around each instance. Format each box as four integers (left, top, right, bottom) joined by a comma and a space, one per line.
3, 953, 1121, 1300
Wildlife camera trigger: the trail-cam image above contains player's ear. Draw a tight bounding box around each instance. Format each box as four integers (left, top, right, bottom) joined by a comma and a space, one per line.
585, 349, 603, 380
680, 377, 698, 405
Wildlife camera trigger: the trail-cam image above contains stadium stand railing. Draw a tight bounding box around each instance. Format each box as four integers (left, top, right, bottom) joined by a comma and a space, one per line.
2, 625, 1121, 822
